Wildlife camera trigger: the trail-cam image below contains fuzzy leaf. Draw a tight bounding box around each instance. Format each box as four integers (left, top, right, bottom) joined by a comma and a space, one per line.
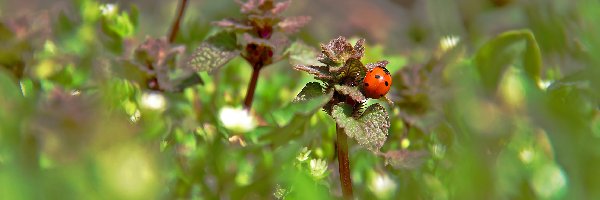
271, 0, 291, 14
213, 19, 253, 31
334, 85, 365, 102
332, 103, 390, 152
293, 65, 333, 80
318, 36, 366, 67
382, 150, 428, 169
238, 0, 259, 13
273, 85, 332, 126
174, 73, 204, 91
293, 82, 324, 103
365, 60, 389, 71
342, 57, 367, 79
474, 29, 542, 93
248, 14, 276, 28
262, 89, 333, 146
278, 16, 311, 34
188, 32, 239, 73
353, 38, 365, 59
134, 37, 170, 66
318, 36, 354, 65
286, 40, 320, 66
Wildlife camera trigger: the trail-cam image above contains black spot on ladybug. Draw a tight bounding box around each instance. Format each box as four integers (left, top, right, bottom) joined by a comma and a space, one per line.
384, 81, 389, 86
364, 82, 369, 86
380, 94, 384, 97
382, 67, 390, 75
375, 75, 381, 79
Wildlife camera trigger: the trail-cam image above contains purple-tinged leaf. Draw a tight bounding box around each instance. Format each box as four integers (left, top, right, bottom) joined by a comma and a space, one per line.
293, 65, 333, 80
381, 150, 428, 169
237, 0, 259, 13
353, 38, 365, 59
318, 36, 354, 65
188, 32, 239, 73
213, 19, 253, 31
277, 16, 311, 34
271, 0, 291, 14
334, 85, 365, 102
365, 60, 389, 71
317, 36, 366, 67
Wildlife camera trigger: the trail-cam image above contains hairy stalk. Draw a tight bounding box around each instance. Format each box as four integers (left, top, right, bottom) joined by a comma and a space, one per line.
168, 0, 189, 43
336, 123, 353, 199
243, 65, 262, 110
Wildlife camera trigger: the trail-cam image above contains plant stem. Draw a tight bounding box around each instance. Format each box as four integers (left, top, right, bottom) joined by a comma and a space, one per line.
243, 66, 261, 110
336, 123, 353, 199
168, 0, 189, 43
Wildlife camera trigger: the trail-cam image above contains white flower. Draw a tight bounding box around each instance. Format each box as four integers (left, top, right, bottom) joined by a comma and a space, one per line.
309, 159, 327, 179
129, 110, 141, 123
439, 35, 460, 52
368, 172, 397, 199
519, 147, 534, 164
70, 90, 81, 96
432, 144, 446, 159
296, 147, 311, 162
100, 4, 117, 16
219, 106, 256, 133
538, 80, 553, 90
141, 92, 167, 111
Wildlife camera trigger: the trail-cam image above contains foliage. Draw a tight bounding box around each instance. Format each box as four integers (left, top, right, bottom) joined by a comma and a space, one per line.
294, 36, 392, 154
189, 0, 311, 72
0, 0, 599, 199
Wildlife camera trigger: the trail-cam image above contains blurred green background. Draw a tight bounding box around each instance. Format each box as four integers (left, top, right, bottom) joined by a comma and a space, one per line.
1, 0, 599, 199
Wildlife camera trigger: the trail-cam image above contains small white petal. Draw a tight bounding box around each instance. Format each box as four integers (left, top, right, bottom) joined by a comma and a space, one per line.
219, 106, 256, 133
141, 92, 166, 110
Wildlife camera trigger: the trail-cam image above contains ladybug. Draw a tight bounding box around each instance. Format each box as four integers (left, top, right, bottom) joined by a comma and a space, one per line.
363, 66, 392, 99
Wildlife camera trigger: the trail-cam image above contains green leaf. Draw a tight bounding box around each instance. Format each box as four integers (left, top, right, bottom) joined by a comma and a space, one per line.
363, 44, 406, 73
0, 70, 21, 100
188, 31, 240, 73
340, 57, 367, 80
334, 85, 365, 102
263, 89, 333, 144
174, 73, 204, 91
293, 82, 324, 103
331, 103, 390, 152
474, 29, 542, 93
273, 90, 332, 127
129, 4, 140, 29
286, 40, 320, 66
293, 65, 333, 81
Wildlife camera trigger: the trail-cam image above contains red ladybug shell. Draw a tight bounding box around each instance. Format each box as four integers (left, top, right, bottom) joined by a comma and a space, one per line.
363, 67, 392, 99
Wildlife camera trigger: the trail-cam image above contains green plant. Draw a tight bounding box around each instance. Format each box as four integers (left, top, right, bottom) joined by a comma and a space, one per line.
293, 36, 400, 198
2, 0, 600, 199
188, 0, 310, 110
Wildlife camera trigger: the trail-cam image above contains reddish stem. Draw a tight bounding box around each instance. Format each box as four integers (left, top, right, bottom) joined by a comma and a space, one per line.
168, 0, 189, 43
336, 124, 353, 199
243, 65, 261, 110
